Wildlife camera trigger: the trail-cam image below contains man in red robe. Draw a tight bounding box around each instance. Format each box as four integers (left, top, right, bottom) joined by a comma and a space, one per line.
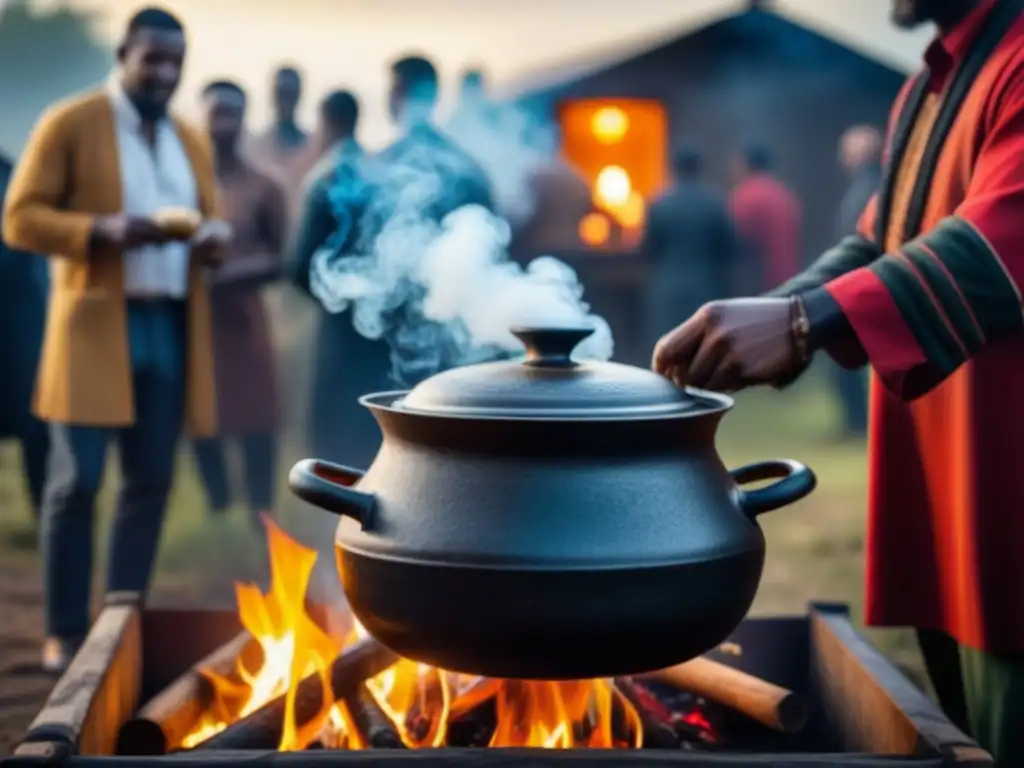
651, 0, 1024, 762
728, 145, 802, 292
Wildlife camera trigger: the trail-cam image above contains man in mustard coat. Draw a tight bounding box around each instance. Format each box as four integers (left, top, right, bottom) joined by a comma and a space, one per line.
1, 6, 226, 672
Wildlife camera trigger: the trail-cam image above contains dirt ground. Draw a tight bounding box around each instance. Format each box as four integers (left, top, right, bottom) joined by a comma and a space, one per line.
0, 549, 50, 756
0, 537, 248, 756
0, 539, 235, 755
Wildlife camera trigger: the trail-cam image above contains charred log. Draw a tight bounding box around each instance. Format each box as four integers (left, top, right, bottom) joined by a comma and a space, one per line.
117, 631, 259, 755
612, 678, 679, 749
189, 638, 398, 751
345, 685, 405, 748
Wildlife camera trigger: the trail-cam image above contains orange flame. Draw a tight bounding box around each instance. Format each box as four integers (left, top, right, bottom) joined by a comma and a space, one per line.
181, 517, 351, 750
179, 521, 647, 751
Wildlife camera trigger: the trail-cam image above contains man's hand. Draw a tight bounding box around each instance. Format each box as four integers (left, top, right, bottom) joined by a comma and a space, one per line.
190, 219, 233, 267
91, 214, 167, 251
651, 298, 801, 392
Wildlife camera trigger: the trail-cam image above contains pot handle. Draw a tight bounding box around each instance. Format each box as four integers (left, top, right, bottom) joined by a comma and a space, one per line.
730, 459, 816, 519
288, 459, 376, 527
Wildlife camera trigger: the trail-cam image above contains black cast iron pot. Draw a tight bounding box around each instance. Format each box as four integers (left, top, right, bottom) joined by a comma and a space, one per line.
289, 327, 816, 680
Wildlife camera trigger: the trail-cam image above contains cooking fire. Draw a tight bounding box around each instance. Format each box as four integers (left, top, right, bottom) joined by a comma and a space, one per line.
105, 329, 817, 760
165, 518, 720, 753
23, 577, 981, 764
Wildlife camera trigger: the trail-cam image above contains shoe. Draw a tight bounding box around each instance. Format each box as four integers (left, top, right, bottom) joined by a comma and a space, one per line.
41, 636, 81, 675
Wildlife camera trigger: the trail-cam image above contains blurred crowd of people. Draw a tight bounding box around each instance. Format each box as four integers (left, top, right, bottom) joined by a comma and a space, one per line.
0, 4, 504, 674
0, 4, 875, 673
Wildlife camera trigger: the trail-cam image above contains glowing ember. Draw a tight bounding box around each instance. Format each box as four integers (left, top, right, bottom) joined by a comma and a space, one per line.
178, 521, 707, 751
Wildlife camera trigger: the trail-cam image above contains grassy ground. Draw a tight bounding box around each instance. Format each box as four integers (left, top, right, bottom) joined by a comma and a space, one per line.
0, 363, 925, 752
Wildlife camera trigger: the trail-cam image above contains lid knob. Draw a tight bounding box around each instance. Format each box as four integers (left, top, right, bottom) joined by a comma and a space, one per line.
511, 326, 595, 368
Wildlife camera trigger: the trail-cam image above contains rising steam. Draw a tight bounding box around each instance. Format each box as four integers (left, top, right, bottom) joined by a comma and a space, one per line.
309, 95, 613, 385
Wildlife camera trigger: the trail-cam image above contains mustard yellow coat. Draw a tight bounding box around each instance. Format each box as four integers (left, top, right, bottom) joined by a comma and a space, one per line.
1, 89, 218, 436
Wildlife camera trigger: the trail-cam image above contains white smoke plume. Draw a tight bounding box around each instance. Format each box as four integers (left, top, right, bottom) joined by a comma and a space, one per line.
446, 97, 548, 227
309, 96, 613, 385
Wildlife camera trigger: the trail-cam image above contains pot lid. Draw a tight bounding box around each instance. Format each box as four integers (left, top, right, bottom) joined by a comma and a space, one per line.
397, 327, 701, 419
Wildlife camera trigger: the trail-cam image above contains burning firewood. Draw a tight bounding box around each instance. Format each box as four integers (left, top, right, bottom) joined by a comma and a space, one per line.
612, 678, 679, 749
117, 631, 259, 755
641, 656, 807, 734
345, 685, 405, 748
449, 677, 503, 719
400, 674, 500, 743
188, 637, 399, 751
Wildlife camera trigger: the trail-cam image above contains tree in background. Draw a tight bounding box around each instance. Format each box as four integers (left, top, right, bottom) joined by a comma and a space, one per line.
0, 0, 111, 156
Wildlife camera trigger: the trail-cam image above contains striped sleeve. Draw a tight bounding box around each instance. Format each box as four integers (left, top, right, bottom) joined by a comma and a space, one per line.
824, 72, 1024, 400
767, 192, 880, 298
765, 197, 880, 369
766, 233, 880, 298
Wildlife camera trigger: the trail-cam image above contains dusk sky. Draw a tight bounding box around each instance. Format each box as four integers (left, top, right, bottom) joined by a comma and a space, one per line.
25, 0, 934, 146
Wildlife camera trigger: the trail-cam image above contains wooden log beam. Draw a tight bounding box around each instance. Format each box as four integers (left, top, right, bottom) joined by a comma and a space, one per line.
116, 631, 259, 755
21, 592, 143, 756
641, 655, 807, 734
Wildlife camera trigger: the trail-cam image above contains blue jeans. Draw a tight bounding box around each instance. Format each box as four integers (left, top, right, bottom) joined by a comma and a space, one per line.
41, 301, 185, 639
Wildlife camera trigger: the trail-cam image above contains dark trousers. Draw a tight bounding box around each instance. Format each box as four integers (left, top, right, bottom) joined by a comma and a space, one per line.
41, 301, 185, 640
192, 432, 276, 514
917, 629, 1024, 765
17, 417, 49, 516
830, 362, 867, 436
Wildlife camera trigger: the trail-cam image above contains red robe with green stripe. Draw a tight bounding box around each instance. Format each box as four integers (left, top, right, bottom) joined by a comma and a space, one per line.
777, 0, 1024, 652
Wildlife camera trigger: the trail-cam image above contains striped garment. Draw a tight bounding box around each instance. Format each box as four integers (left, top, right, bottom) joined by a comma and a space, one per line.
774, 0, 1024, 655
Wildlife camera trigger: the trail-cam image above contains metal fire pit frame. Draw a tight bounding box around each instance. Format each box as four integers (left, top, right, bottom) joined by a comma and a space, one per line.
10, 598, 992, 767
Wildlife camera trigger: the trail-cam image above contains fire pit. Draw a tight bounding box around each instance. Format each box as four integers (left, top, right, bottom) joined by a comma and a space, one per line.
12, 523, 991, 766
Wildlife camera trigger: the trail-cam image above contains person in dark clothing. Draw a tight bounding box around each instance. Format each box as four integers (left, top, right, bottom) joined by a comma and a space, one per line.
838, 127, 883, 239
315, 91, 359, 160
378, 56, 494, 235
287, 90, 362, 205
641, 144, 738, 350
373, 56, 495, 384
290, 55, 493, 469
193, 80, 287, 524
290, 88, 387, 469
829, 125, 882, 437
0, 151, 49, 520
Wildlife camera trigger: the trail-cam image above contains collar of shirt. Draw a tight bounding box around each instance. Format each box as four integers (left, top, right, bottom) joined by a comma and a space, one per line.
105, 77, 171, 134
922, 0, 999, 91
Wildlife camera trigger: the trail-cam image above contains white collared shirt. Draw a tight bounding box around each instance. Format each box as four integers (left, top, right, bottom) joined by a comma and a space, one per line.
106, 80, 197, 298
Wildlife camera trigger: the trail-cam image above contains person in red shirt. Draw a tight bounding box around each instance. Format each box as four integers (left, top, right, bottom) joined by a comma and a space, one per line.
727, 145, 802, 292
651, 0, 1024, 762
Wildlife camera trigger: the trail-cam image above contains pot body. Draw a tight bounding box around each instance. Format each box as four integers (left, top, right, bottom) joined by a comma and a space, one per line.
291, 391, 815, 679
